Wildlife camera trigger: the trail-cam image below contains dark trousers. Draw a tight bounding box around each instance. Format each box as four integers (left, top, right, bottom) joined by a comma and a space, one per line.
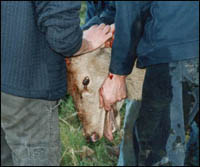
1, 92, 61, 166
133, 58, 199, 166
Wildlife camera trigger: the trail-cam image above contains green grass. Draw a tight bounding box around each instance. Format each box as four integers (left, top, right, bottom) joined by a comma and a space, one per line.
59, 94, 126, 166
58, 2, 126, 166
79, 1, 87, 26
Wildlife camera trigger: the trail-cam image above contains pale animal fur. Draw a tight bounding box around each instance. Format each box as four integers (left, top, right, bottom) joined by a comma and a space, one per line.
66, 48, 145, 140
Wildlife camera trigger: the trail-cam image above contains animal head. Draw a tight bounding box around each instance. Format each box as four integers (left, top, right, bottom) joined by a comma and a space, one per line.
66, 48, 145, 142
66, 48, 122, 142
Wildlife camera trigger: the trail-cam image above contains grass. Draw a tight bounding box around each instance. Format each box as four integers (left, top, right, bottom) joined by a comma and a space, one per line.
59, 94, 126, 166
79, 1, 87, 26
58, 2, 126, 166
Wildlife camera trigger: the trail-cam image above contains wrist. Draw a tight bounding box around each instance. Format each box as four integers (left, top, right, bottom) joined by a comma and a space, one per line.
84, 38, 93, 52
73, 38, 92, 56
83, 30, 94, 52
108, 72, 126, 80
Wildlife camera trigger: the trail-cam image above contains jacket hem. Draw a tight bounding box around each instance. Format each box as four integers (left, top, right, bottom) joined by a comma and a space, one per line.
137, 41, 199, 68
1, 85, 66, 101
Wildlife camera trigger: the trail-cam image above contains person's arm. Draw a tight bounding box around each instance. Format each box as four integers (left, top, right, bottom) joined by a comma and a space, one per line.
34, 1, 83, 56
74, 24, 112, 56
109, 1, 151, 75
34, 1, 112, 57
109, 2, 142, 75
99, 2, 149, 111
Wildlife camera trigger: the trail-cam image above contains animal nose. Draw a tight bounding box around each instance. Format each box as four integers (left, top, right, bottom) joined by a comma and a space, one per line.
89, 132, 99, 142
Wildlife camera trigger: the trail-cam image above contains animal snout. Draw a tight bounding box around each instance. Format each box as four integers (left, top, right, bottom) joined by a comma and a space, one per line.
87, 132, 100, 143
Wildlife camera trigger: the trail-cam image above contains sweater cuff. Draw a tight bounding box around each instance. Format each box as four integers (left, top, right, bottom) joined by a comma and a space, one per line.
62, 30, 83, 57
109, 52, 136, 75
109, 63, 134, 76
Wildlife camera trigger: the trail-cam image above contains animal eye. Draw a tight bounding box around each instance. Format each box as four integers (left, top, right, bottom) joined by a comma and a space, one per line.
82, 76, 90, 86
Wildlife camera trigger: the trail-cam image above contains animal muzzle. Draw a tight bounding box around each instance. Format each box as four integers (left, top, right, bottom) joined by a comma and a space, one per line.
89, 132, 100, 142
86, 109, 118, 143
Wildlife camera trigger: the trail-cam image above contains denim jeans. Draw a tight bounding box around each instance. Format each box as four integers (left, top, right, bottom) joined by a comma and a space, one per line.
117, 99, 141, 166
132, 58, 199, 166
118, 57, 199, 166
1, 92, 61, 166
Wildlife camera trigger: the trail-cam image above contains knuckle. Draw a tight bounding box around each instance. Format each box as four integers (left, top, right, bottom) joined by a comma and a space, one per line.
106, 107, 111, 111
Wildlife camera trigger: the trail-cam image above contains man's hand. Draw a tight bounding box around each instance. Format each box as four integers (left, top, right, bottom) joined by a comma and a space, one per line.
83, 23, 112, 50
74, 24, 112, 56
99, 73, 127, 111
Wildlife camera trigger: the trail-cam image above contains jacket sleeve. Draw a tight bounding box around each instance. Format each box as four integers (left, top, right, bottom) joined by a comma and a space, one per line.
109, 2, 144, 75
85, 1, 97, 23
81, 2, 116, 30
99, 1, 116, 25
34, 1, 82, 57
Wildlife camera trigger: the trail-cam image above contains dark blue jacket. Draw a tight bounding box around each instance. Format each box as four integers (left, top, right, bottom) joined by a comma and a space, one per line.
1, 1, 82, 100
85, 1, 107, 23
82, 1, 115, 30
82, 1, 199, 75
110, 1, 199, 75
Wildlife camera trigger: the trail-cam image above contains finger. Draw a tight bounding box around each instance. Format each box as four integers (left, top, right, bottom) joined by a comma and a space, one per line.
104, 100, 112, 112
121, 92, 127, 99
119, 96, 127, 101
98, 23, 106, 30
117, 98, 122, 102
103, 25, 111, 34
105, 106, 112, 112
123, 94, 127, 99
90, 24, 98, 30
116, 95, 127, 102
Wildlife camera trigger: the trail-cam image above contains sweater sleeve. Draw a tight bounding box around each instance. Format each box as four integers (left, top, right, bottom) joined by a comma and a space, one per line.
34, 1, 82, 57
109, 2, 142, 75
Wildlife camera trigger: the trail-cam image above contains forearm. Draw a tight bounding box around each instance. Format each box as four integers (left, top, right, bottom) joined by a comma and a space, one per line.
35, 1, 83, 57
109, 2, 141, 75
